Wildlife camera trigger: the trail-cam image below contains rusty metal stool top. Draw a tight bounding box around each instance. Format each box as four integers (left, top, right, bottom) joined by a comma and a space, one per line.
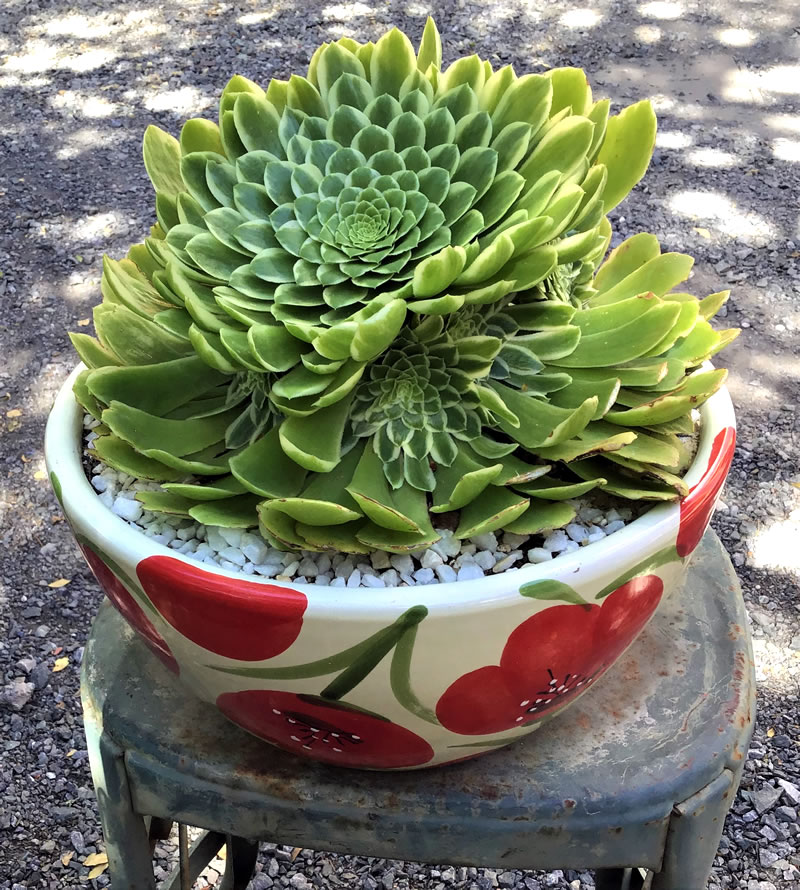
81, 531, 755, 890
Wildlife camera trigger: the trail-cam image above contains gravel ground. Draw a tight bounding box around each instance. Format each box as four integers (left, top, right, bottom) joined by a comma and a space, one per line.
1, 1, 799, 888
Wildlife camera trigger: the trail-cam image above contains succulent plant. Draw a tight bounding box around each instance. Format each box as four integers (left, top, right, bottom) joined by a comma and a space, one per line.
69, 19, 738, 555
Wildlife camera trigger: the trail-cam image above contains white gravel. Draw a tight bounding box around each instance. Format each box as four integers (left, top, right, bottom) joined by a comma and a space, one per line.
82, 417, 639, 588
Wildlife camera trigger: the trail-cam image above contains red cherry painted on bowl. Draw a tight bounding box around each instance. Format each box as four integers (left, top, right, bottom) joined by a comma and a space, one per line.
79, 544, 179, 674
216, 690, 434, 769
136, 556, 307, 661
677, 426, 735, 558
436, 575, 664, 735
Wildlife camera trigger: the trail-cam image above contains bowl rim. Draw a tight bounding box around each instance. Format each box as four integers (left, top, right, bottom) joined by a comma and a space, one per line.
45, 363, 735, 615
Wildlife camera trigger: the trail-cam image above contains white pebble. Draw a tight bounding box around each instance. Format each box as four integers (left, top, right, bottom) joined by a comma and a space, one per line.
566, 523, 589, 544
460, 543, 477, 555
493, 551, 523, 573
420, 549, 443, 569
219, 559, 240, 571
605, 508, 621, 522
370, 551, 391, 570
91, 475, 109, 493
330, 577, 346, 588
219, 527, 243, 548
502, 532, 528, 550
206, 527, 228, 552
218, 547, 246, 567
194, 543, 211, 559
579, 506, 604, 522
315, 573, 332, 585
390, 554, 414, 574
252, 563, 280, 578
457, 564, 484, 581
527, 547, 552, 564
282, 560, 300, 577
281, 551, 300, 567
605, 520, 625, 534
242, 540, 268, 565
431, 529, 461, 558
298, 557, 319, 577
381, 569, 400, 587
564, 540, 580, 552
178, 540, 198, 554
362, 574, 386, 588
435, 564, 457, 583
543, 529, 570, 552
470, 532, 497, 551
346, 569, 362, 588
316, 554, 332, 574
399, 572, 416, 586
176, 526, 195, 542
112, 495, 143, 522
262, 551, 285, 567
413, 567, 435, 584
473, 550, 497, 570
242, 562, 255, 575
335, 558, 354, 579
356, 561, 375, 576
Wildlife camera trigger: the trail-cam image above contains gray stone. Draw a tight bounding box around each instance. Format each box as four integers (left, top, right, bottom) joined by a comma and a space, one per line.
0, 678, 35, 710
752, 784, 784, 814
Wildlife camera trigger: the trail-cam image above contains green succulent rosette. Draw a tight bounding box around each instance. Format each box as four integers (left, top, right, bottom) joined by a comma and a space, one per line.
69, 19, 738, 554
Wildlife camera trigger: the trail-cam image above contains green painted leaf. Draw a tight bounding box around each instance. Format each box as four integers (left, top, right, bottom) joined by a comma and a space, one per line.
519, 577, 588, 604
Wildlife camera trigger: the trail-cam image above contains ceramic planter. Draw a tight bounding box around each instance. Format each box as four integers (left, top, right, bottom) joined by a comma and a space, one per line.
46, 364, 735, 770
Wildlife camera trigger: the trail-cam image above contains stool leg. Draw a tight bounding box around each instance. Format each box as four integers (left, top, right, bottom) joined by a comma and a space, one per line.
220, 836, 260, 890
651, 769, 735, 890
85, 728, 156, 889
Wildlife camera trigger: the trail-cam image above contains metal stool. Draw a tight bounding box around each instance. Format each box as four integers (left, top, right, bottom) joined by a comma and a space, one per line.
80, 531, 755, 890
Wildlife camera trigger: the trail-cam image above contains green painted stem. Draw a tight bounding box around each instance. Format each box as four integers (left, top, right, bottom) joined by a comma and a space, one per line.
319, 605, 428, 701
389, 624, 440, 725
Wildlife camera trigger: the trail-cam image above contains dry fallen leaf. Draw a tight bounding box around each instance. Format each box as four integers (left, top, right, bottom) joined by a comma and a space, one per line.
6, 408, 21, 417
83, 852, 108, 867
291, 847, 302, 862
53, 657, 69, 673
767, 727, 775, 738
77, 318, 90, 326
217, 844, 228, 860
66, 749, 76, 757
48, 578, 71, 588
693, 226, 711, 240
34, 469, 47, 480
62, 852, 74, 866
87, 864, 109, 879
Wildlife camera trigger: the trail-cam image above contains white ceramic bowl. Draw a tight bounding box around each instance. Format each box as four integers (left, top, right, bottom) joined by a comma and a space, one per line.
46, 365, 735, 770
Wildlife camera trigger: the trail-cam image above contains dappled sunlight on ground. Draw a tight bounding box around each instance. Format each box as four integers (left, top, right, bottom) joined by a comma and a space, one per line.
668, 190, 779, 243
